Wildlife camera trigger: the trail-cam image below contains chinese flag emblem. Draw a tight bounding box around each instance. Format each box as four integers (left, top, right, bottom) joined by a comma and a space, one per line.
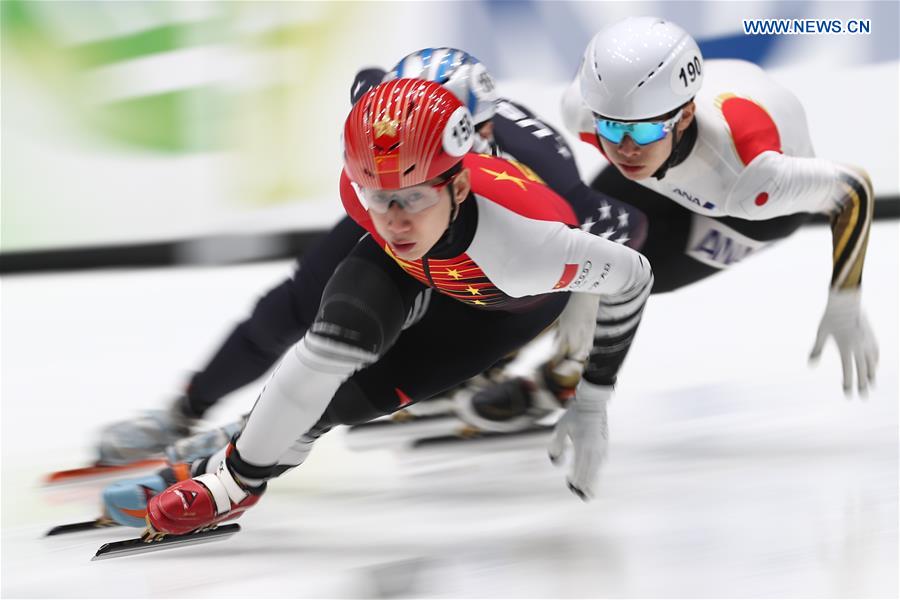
553, 264, 579, 289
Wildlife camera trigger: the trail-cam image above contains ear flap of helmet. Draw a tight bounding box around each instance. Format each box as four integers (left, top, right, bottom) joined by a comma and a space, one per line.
467, 62, 498, 123
666, 43, 703, 99
442, 106, 475, 157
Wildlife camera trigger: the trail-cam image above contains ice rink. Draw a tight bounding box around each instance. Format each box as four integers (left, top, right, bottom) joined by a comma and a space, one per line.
2, 222, 897, 598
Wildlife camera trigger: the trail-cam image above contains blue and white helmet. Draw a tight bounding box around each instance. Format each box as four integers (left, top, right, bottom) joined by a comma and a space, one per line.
386, 48, 498, 126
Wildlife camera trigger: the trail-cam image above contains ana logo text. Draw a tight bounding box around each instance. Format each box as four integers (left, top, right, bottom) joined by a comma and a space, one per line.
674, 187, 715, 210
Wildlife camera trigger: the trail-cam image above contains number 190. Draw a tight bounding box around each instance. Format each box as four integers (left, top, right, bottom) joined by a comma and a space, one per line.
678, 56, 702, 88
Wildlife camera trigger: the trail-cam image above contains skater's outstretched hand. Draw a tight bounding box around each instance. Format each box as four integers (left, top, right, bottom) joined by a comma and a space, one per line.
547, 381, 612, 501
810, 288, 878, 397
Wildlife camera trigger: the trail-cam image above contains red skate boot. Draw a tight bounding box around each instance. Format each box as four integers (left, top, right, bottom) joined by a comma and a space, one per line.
146, 458, 264, 536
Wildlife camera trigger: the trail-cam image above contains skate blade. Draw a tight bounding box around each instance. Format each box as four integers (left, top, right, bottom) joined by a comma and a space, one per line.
46, 517, 119, 536
91, 524, 240, 560
411, 424, 553, 449
44, 459, 166, 485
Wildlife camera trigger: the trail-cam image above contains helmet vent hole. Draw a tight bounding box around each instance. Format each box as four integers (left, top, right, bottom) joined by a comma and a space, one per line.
636, 70, 656, 88
402, 164, 416, 176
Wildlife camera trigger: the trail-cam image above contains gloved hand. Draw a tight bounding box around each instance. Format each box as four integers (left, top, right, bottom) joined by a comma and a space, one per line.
555, 293, 600, 363
548, 381, 611, 501
809, 288, 879, 396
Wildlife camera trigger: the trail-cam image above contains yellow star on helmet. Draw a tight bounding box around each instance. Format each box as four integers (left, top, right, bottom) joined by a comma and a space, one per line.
472, 299, 486, 306
480, 168, 529, 191
373, 117, 400, 138
446, 269, 462, 280
466, 285, 481, 296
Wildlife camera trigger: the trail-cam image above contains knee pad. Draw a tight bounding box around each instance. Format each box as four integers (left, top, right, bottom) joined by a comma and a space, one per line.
310, 256, 408, 357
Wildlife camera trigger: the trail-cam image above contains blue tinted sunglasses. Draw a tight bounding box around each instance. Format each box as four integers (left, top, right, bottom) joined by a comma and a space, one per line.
594, 109, 683, 146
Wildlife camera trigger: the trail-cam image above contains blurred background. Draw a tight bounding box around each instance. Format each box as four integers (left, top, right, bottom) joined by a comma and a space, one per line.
2, 0, 898, 269
1, 2, 898, 598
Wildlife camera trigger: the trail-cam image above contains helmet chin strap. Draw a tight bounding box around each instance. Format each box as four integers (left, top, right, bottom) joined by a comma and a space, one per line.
425, 161, 468, 257
651, 117, 698, 180
447, 186, 463, 229
425, 187, 465, 257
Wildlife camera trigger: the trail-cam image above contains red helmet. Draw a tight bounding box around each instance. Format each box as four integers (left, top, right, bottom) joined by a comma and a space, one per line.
343, 78, 475, 190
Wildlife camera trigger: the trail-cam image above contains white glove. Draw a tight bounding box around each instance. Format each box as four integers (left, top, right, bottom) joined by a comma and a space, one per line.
555, 293, 600, 362
548, 381, 611, 501
809, 288, 879, 396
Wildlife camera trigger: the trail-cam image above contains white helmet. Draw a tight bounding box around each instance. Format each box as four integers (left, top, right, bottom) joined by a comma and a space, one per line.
386, 48, 499, 125
579, 17, 703, 120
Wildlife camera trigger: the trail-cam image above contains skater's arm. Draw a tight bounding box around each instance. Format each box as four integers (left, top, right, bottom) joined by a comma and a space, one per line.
726, 155, 877, 393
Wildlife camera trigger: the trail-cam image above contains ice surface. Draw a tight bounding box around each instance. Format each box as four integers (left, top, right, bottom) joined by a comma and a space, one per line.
2, 223, 897, 598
